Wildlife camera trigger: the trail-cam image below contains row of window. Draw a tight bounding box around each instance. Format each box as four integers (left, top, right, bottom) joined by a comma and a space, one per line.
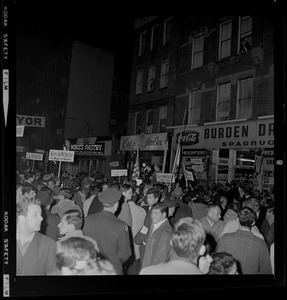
134, 76, 253, 134
136, 60, 169, 94
138, 16, 252, 60
190, 77, 253, 124
135, 16, 252, 95
134, 105, 167, 134
139, 17, 172, 56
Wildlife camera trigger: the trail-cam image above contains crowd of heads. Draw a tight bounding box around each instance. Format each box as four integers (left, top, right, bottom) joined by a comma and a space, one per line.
16, 166, 274, 276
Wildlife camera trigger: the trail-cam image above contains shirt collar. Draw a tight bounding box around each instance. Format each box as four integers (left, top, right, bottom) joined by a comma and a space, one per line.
153, 218, 167, 231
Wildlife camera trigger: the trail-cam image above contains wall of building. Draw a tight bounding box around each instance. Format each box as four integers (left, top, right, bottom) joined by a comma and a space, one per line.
64, 41, 115, 139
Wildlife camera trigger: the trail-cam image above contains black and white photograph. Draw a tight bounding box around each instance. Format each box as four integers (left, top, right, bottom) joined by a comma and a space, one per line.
2, 0, 286, 296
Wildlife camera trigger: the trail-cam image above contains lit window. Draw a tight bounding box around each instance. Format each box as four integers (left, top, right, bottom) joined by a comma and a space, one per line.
163, 18, 172, 46
136, 70, 144, 95
147, 65, 156, 92
189, 90, 201, 124
238, 16, 252, 54
150, 24, 160, 52
159, 106, 167, 132
139, 31, 147, 56
192, 33, 204, 69
219, 20, 232, 60
237, 77, 253, 119
146, 109, 153, 134
217, 82, 230, 121
160, 60, 169, 89
134, 112, 141, 134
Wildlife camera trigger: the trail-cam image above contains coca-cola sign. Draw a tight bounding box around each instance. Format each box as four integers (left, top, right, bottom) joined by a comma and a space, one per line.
177, 131, 199, 145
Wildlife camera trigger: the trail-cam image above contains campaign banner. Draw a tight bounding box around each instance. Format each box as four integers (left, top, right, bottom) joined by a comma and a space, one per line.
183, 165, 195, 181
111, 169, 128, 177
26, 152, 43, 161
110, 161, 120, 167
156, 173, 173, 183
16, 125, 25, 137
49, 149, 75, 162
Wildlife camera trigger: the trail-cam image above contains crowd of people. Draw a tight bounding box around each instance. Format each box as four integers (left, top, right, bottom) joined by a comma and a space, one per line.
16, 167, 275, 276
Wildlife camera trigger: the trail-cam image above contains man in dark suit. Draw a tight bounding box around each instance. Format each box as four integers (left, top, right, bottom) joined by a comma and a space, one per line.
83, 188, 131, 275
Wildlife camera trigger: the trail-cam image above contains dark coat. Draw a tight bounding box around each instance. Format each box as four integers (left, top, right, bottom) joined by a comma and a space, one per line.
142, 219, 172, 268
40, 209, 60, 241
87, 195, 103, 216
169, 200, 193, 227
134, 207, 153, 262
83, 210, 131, 275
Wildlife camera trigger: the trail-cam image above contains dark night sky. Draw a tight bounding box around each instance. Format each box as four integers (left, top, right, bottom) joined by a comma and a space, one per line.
15, 0, 137, 89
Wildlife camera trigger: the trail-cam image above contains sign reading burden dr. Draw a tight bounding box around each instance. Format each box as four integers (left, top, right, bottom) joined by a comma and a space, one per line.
49, 150, 75, 162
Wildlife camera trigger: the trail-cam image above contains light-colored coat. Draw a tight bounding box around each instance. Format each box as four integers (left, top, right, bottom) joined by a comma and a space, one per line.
129, 202, 146, 260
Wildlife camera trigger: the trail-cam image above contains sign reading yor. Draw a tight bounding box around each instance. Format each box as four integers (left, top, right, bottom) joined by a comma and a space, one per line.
49, 150, 75, 162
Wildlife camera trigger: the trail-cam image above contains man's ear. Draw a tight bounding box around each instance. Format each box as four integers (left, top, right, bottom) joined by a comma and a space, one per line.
199, 244, 206, 256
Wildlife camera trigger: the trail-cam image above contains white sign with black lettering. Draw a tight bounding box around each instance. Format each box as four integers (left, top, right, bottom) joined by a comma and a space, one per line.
156, 173, 173, 183
218, 158, 229, 165
26, 152, 43, 161
111, 169, 128, 177
49, 150, 75, 162
16, 125, 25, 137
190, 158, 202, 165
191, 165, 204, 172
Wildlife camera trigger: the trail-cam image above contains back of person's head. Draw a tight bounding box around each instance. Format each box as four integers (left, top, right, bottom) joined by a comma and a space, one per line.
91, 185, 101, 195
63, 209, 83, 230
171, 217, 206, 261
146, 187, 162, 201
17, 197, 40, 218
153, 183, 164, 191
56, 237, 99, 274
208, 252, 238, 274
227, 203, 239, 212
59, 188, 74, 199
74, 258, 116, 275
238, 207, 257, 228
24, 171, 36, 181
18, 184, 37, 196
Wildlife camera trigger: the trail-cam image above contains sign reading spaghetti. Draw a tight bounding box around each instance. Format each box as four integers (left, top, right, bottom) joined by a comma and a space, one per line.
49, 150, 75, 162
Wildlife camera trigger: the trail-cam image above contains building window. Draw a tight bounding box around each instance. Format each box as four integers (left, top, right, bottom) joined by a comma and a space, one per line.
191, 33, 204, 69
134, 112, 141, 134
238, 16, 252, 54
136, 69, 144, 95
219, 20, 232, 60
160, 60, 169, 89
159, 106, 167, 132
146, 109, 153, 134
147, 65, 156, 92
163, 18, 172, 46
139, 31, 147, 56
217, 82, 230, 121
188, 89, 201, 124
150, 24, 160, 52
237, 77, 253, 119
